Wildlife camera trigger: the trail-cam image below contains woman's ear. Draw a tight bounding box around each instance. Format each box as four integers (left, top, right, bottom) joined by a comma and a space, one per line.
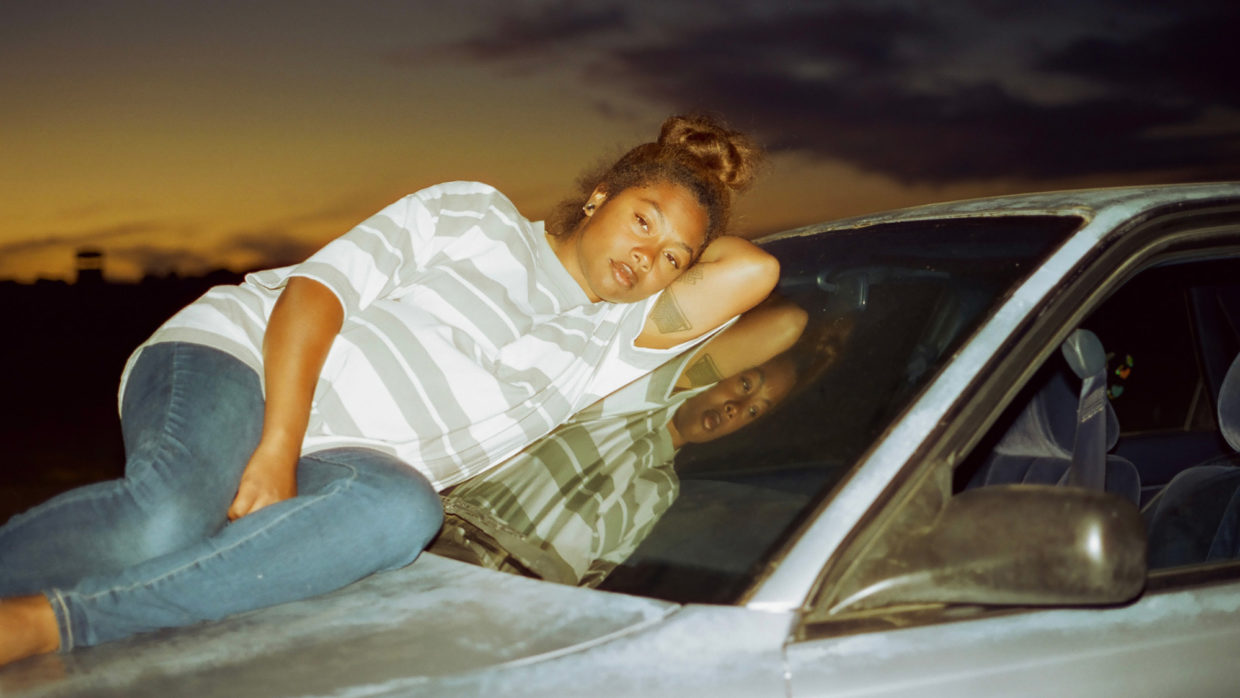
584, 186, 609, 217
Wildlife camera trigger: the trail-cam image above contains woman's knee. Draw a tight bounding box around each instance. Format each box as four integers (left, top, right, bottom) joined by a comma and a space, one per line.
303, 450, 444, 569
367, 467, 442, 547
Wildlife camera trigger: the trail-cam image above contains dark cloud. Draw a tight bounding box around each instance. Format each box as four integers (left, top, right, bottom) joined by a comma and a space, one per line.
386, 1, 626, 64
109, 244, 216, 277
0, 221, 172, 256
0, 218, 317, 278
224, 228, 319, 268
598, 6, 1239, 181
1039, 5, 1240, 109
429, 2, 1240, 183
605, 33, 1228, 181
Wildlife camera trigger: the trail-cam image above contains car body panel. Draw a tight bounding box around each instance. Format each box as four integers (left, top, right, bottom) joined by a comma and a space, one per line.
786, 581, 1240, 697
0, 554, 679, 698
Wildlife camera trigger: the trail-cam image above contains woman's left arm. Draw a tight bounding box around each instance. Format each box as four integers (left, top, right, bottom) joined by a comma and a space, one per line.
227, 277, 344, 520
636, 236, 779, 350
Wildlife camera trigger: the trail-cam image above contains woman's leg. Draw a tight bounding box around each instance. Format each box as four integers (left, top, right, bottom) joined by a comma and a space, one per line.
0, 342, 264, 596
48, 448, 441, 650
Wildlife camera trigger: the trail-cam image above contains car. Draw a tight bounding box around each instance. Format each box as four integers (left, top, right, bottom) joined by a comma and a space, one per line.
3, 182, 1239, 697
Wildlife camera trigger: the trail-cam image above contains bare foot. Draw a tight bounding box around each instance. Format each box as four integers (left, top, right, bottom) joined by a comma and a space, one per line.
0, 596, 60, 667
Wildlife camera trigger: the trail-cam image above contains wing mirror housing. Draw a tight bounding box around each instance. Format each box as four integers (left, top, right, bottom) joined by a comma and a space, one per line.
827, 484, 1147, 615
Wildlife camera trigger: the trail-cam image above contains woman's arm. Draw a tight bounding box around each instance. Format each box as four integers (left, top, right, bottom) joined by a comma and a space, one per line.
636, 236, 779, 350
675, 294, 807, 390
227, 277, 344, 520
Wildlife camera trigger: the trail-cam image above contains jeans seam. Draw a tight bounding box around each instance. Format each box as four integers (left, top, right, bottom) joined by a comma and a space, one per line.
74, 461, 361, 604
47, 589, 74, 653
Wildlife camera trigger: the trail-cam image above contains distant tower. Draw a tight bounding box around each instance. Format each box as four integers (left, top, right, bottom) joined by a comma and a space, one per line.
76, 248, 105, 285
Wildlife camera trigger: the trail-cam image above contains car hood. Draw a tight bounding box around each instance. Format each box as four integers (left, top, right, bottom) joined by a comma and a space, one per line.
0, 554, 679, 698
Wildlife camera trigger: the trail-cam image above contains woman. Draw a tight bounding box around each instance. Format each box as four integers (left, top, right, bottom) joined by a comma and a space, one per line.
0, 114, 776, 664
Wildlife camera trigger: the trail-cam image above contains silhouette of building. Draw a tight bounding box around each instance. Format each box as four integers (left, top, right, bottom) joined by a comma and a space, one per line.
75, 248, 105, 285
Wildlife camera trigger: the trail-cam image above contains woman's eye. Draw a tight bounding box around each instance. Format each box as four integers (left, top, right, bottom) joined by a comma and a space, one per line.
664, 252, 680, 269
747, 405, 760, 418
740, 377, 752, 392
636, 214, 649, 232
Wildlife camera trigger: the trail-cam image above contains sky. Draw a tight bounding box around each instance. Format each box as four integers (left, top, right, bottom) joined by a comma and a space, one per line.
2, 0, 1237, 283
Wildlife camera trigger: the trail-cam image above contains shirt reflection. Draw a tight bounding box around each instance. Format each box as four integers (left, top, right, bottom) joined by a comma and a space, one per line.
433, 295, 813, 586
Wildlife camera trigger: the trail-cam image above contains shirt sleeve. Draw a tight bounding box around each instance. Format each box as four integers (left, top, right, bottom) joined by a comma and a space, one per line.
245, 187, 448, 316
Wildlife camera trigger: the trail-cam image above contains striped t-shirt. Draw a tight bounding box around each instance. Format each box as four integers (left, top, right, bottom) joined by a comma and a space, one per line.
441, 349, 707, 584
120, 181, 704, 490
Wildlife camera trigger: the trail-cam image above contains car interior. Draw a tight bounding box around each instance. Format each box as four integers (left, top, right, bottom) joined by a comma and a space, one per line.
956, 256, 1240, 571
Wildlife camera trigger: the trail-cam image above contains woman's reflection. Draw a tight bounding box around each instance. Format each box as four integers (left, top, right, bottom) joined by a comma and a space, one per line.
431, 295, 808, 585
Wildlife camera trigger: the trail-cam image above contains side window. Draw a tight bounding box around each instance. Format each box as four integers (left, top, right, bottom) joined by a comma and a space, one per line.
1084, 263, 1239, 435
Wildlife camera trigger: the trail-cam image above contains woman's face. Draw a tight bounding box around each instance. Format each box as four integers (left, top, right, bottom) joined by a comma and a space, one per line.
672, 357, 797, 445
567, 181, 708, 304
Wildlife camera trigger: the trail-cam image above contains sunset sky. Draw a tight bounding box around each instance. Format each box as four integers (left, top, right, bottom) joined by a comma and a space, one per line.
3, 0, 1237, 283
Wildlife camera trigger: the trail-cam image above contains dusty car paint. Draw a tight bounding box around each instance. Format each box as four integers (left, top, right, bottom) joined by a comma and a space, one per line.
0, 555, 679, 697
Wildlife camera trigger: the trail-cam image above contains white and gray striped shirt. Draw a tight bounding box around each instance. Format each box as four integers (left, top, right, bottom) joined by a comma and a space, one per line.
443, 350, 706, 583
120, 181, 704, 490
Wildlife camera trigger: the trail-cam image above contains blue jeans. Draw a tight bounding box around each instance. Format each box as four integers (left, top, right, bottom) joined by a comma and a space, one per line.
0, 342, 443, 651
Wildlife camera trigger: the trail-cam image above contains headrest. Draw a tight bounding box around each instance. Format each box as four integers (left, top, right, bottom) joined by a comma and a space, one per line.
1061, 329, 1107, 380
1221, 353, 1240, 452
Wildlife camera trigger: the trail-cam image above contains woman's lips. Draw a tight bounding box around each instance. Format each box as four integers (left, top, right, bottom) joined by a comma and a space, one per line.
701, 408, 721, 432
611, 260, 636, 289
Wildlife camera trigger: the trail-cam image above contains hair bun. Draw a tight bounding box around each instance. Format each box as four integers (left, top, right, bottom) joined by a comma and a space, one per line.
657, 114, 761, 193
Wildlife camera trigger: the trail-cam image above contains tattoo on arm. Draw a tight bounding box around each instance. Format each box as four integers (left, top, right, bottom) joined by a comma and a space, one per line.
680, 266, 705, 285
651, 290, 692, 334
684, 354, 723, 387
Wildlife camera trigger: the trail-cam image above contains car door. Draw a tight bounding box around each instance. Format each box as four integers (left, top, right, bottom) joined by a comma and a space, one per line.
783, 205, 1240, 696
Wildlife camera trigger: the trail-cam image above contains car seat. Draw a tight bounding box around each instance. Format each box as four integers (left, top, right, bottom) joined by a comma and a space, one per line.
1144, 353, 1240, 568
966, 334, 1141, 504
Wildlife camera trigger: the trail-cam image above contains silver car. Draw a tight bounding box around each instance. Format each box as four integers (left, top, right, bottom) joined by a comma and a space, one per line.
5, 182, 1239, 697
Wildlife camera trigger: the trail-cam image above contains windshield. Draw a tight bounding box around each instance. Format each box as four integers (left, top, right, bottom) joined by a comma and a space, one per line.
436, 215, 1083, 604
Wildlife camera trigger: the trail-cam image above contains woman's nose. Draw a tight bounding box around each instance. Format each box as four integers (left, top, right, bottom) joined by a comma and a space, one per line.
631, 246, 652, 272
723, 401, 738, 418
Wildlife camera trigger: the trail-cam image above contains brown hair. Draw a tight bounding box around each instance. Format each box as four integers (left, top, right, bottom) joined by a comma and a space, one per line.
547, 114, 762, 253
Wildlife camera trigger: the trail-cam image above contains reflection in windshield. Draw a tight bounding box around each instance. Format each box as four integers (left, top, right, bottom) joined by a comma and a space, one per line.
437, 216, 1081, 605
432, 295, 810, 585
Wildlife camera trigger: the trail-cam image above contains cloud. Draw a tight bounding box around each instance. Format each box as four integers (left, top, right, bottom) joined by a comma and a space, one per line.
107, 244, 216, 277
0, 218, 319, 280
1039, 5, 1240, 109
222, 227, 319, 268
385, 0, 627, 65
0, 221, 171, 256
422, 1, 1240, 183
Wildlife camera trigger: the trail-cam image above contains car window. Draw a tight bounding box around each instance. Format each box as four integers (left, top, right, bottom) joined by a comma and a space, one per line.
1085, 263, 1238, 434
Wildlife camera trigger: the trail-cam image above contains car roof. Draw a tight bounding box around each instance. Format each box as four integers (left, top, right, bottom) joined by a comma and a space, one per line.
762, 182, 1240, 241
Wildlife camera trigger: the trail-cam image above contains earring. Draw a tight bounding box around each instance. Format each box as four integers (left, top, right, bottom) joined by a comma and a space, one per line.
583, 203, 596, 214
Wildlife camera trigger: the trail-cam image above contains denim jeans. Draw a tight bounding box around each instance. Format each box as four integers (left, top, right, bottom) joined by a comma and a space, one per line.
0, 342, 443, 650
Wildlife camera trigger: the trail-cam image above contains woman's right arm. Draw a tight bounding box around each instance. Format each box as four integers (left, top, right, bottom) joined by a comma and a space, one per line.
227, 277, 344, 520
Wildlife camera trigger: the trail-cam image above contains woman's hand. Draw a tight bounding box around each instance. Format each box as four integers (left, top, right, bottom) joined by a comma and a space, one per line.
227, 440, 300, 520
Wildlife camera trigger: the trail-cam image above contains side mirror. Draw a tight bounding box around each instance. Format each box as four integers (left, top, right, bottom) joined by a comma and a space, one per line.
826, 485, 1146, 615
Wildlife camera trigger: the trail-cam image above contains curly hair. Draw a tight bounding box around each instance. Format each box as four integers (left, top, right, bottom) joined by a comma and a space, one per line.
547, 114, 763, 253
